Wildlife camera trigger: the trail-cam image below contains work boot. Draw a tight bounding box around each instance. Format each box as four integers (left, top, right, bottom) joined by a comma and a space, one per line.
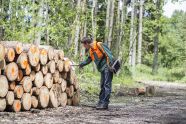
96, 104, 108, 110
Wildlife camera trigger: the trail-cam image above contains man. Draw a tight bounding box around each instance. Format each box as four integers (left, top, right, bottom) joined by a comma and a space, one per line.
79, 37, 114, 110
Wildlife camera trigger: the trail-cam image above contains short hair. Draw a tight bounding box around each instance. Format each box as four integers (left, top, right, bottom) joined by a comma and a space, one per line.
81, 37, 93, 44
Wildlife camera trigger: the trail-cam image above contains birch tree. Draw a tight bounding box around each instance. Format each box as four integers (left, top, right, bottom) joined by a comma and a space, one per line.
91, 0, 97, 40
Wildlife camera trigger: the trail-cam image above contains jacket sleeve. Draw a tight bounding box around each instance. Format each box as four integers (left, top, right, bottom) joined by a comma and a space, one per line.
79, 55, 92, 67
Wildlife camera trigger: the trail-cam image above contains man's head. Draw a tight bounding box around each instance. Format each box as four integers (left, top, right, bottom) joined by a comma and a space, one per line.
81, 37, 93, 49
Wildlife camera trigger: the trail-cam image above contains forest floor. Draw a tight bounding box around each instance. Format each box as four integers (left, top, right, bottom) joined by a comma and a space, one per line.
0, 82, 186, 124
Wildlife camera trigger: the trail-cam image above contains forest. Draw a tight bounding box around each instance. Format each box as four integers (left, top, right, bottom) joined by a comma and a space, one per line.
0, 0, 186, 83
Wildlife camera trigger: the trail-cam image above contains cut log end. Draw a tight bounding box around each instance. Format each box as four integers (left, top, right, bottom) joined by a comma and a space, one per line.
5, 62, 18, 81
12, 100, 21, 112
21, 93, 31, 111
0, 75, 8, 97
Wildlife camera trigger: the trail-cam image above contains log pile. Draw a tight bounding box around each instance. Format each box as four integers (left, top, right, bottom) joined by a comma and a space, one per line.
0, 41, 80, 112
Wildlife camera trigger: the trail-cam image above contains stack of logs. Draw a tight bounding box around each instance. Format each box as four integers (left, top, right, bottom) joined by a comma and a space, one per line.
0, 41, 80, 112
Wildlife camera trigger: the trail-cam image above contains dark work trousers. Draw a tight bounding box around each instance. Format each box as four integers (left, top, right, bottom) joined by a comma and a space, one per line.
99, 68, 113, 105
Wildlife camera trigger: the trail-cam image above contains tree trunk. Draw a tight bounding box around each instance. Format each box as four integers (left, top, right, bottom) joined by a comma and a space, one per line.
40, 48, 48, 65
6, 91, 14, 106
47, 60, 56, 73
91, 0, 97, 40
66, 85, 74, 98
5, 47, 15, 62
72, 90, 80, 106
137, 0, 143, 65
57, 60, 64, 72
0, 44, 5, 61
17, 52, 28, 69
61, 79, 67, 92
44, 73, 53, 89
20, 76, 32, 93
49, 84, 61, 108
0, 98, 6, 111
31, 96, 38, 108
60, 92, 67, 107
5, 62, 18, 81
41, 65, 48, 75
21, 93, 31, 111
14, 85, 24, 99
0, 75, 8, 97
105, 0, 111, 44
34, 71, 44, 88
108, 0, 115, 48
53, 70, 59, 83
129, 0, 135, 66
28, 45, 40, 67
38, 86, 49, 108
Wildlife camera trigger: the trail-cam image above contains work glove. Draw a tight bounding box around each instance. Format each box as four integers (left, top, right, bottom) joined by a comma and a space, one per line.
79, 63, 84, 69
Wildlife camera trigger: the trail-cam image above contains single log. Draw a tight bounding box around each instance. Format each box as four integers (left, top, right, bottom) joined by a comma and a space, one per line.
53, 70, 59, 83
41, 65, 48, 75
9, 81, 16, 91
67, 69, 76, 85
73, 80, 79, 91
17, 69, 23, 82
34, 71, 44, 88
21, 93, 31, 111
5, 47, 15, 62
31, 96, 38, 108
0, 98, 6, 111
64, 59, 71, 72
47, 60, 55, 73
38, 86, 49, 108
16, 52, 28, 69
14, 85, 23, 99
145, 86, 155, 96
135, 87, 146, 96
53, 50, 59, 63
48, 47, 54, 60
28, 45, 40, 67
5, 62, 18, 81
0, 44, 5, 61
0, 59, 6, 70
6, 91, 14, 105
33, 63, 40, 72
32, 87, 40, 96
61, 72, 67, 80
39, 48, 48, 65
67, 98, 72, 106
60, 92, 67, 107
23, 64, 31, 75
61, 79, 67, 92
12, 100, 21, 112
66, 85, 74, 98
20, 76, 32, 93
44, 73, 53, 89
49, 84, 59, 108
58, 50, 64, 60
30, 71, 36, 81
57, 60, 64, 72
72, 90, 80, 106
0, 75, 8, 97
16, 42, 23, 54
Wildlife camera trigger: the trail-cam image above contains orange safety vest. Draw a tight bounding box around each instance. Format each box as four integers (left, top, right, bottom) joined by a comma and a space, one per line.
89, 41, 104, 61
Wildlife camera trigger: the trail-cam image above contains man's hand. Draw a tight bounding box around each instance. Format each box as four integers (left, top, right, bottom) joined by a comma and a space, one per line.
79, 63, 84, 69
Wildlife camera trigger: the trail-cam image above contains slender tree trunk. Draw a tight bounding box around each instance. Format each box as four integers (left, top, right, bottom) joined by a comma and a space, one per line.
152, 0, 161, 74
129, 0, 135, 66
91, 0, 97, 40
108, 0, 115, 49
137, 0, 143, 65
105, 0, 111, 44
74, 0, 81, 56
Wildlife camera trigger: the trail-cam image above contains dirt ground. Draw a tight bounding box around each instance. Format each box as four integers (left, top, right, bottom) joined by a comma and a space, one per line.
0, 87, 186, 124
